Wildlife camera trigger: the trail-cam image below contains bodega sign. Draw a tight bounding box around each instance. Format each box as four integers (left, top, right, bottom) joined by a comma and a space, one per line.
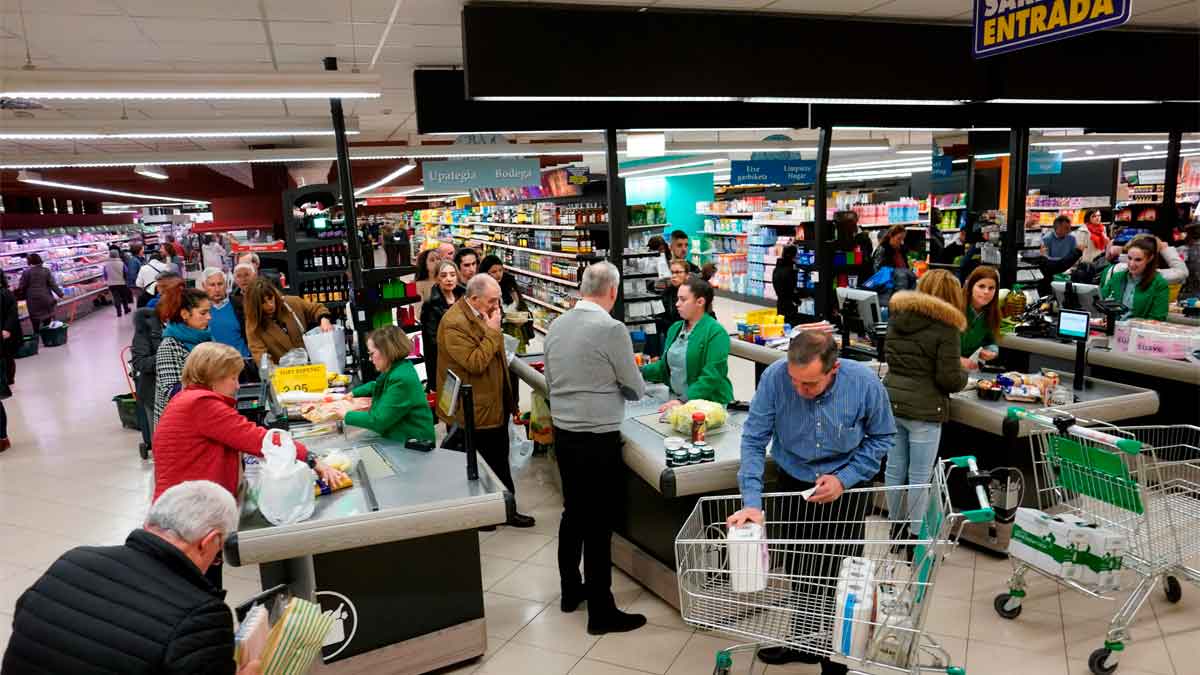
422, 158, 540, 191
973, 0, 1131, 58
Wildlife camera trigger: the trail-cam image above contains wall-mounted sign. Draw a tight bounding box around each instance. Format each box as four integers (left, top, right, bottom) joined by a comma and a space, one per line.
730, 160, 817, 186
931, 156, 955, 179
974, 0, 1132, 59
1029, 151, 1064, 175
422, 158, 540, 191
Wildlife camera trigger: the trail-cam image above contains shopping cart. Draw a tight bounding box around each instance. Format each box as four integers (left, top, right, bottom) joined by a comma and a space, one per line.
675, 456, 993, 675
994, 408, 1200, 675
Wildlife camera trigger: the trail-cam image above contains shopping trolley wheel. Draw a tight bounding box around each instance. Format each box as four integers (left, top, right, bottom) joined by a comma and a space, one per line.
1088, 647, 1119, 675
993, 593, 1023, 619
1163, 575, 1182, 604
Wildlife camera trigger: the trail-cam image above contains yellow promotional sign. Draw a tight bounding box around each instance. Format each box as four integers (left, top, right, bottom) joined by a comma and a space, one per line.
272, 364, 328, 394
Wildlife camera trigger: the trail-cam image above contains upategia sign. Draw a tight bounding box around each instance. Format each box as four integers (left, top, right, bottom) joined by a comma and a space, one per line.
421, 158, 540, 191
973, 0, 1131, 58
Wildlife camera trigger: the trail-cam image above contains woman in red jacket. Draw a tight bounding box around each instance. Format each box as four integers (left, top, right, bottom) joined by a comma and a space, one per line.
152, 342, 344, 587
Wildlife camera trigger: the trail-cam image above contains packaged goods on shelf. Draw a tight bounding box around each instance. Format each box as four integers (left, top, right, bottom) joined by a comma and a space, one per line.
1024, 194, 1111, 210
1112, 319, 1200, 360
628, 202, 667, 226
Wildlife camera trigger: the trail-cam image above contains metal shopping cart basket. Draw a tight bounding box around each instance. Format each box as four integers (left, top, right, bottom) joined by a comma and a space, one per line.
675, 456, 994, 675
994, 408, 1200, 675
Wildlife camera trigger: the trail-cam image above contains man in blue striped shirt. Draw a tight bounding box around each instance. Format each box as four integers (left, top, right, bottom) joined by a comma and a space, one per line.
728, 329, 895, 671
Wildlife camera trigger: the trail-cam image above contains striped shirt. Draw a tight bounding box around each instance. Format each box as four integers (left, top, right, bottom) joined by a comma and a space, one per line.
738, 358, 896, 509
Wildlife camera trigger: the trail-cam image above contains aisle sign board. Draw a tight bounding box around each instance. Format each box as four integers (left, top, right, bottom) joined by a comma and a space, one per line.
1029, 151, 1064, 175
730, 160, 817, 186
422, 158, 540, 191
932, 156, 954, 179
271, 364, 328, 394
973, 0, 1132, 58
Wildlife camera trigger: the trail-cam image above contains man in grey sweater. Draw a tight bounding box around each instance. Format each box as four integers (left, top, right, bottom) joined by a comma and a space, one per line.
544, 261, 647, 635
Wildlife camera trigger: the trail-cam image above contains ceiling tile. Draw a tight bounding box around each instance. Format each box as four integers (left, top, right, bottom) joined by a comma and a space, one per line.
120, 0, 264, 20
155, 41, 272, 63
0, 0, 123, 16
655, 1, 774, 8
761, 0, 892, 13
1132, 1, 1200, 26
859, 0, 974, 19
2, 12, 145, 43
263, 0, 416, 23
269, 20, 386, 45
392, 0, 464, 25
133, 17, 266, 42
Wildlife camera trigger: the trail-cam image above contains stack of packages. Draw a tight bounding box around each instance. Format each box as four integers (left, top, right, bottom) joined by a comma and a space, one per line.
236, 596, 337, 674
1113, 319, 1200, 361
1010, 508, 1129, 592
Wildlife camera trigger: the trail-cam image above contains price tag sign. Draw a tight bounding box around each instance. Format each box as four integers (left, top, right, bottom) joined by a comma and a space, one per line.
272, 364, 328, 394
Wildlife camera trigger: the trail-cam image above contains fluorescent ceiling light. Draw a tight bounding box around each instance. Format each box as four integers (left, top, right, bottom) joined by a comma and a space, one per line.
424, 129, 603, 136
747, 97, 963, 106
974, 152, 1011, 159
0, 69, 380, 100
835, 126, 956, 131
134, 164, 168, 180
18, 176, 210, 204
619, 158, 724, 178
355, 161, 416, 196
626, 166, 728, 182
990, 98, 1160, 105
952, 159, 969, 164
0, 117, 353, 140
625, 127, 795, 132
473, 96, 738, 102
1030, 134, 1187, 147
627, 132, 666, 158
828, 157, 932, 171
663, 139, 890, 155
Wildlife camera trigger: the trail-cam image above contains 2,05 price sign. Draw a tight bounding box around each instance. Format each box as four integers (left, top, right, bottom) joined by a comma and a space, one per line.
272, 364, 328, 394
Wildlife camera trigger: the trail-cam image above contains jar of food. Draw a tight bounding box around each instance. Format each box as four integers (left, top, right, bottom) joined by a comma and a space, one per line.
691, 412, 707, 443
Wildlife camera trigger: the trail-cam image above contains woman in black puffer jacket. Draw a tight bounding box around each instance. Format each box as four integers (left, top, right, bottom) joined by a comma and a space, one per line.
882, 269, 968, 536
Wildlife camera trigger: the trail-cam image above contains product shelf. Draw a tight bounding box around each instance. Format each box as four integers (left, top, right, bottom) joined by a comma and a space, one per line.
482, 241, 592, 260
504, 265, 580, 288
523, 295, 568, 313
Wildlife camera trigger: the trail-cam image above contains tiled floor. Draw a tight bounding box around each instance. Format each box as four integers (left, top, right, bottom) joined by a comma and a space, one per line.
0, 299, 1196, 674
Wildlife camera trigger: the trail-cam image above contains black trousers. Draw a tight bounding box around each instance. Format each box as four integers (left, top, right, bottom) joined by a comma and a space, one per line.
445, 425, 515, 494
770, 471, 869, 674
555, 427, 622, 611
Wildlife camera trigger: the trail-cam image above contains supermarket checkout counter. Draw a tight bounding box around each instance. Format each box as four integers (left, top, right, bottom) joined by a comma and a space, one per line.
224, 426, 512, 674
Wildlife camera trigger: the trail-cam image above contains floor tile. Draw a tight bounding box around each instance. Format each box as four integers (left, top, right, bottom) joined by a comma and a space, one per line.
923, 595, 972, 640
527, 538, 561, 569
666, 632, 766, 675
1064, 616, 1175, 675
480, 530, 555, 563
1067, 658, 1168, 675
968, 603, 1065, 654
490, 562, 565, 604
0, 612, 11, 650
1162, 628, 1200, 674
481, 556, 522, 591
587, 623, 693, 674
513, 604, 600, 657
966, 640, 1069, 675
0, 567, 43, 617
440, 637, 505, 675
476, 640, 580, 675
972, 567, 1062, 615
931, 562, 974, 601
569, 659, 655, 675
625, 590, 690, 632
484, 592, 548, 641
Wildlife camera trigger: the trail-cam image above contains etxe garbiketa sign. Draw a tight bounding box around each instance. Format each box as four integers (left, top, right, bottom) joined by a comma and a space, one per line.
973, 0, 1131, 58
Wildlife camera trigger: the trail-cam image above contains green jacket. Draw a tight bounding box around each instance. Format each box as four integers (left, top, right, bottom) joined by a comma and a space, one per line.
1101, 270, 1169, 321
345, 360, 435, 443
883, 291, 969, 423
960, 305, 999, 358
641, 313, 733, 405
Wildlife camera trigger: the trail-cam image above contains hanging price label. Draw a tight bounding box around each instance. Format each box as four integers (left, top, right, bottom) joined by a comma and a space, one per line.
271, 364, 328, 394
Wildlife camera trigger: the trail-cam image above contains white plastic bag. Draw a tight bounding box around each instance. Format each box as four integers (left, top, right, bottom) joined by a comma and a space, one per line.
304, 326, 346, 373
257, 430, 315, 525
509, 420, 534, 471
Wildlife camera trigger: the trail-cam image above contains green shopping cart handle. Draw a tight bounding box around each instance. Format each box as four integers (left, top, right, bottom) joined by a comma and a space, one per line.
1006, 406, 1143, 454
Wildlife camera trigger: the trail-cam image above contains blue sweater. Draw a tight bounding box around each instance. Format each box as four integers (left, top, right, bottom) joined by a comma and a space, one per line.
738, 358, 896, 509
209, 300, 249, 357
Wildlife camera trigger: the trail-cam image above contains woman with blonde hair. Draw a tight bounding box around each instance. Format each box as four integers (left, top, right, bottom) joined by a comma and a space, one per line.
882, 269, 969, 537
339, 325, 435, 442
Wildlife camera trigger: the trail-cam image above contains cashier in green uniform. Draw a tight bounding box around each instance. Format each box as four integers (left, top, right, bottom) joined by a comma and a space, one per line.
340, 325, 436, 442
1100, 235, 1170, 321
641, 277, 733, 412
959, 265, 1001, 371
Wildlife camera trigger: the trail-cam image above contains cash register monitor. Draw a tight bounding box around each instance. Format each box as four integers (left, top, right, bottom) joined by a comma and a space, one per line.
438, 369, 463, 418
1058, 309, 1090, 342
1051, 281, 1101, 318
836, 287, 881, 331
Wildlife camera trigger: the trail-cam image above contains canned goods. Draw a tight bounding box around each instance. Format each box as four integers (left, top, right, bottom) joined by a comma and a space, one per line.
664, 437, 685, 457
687, 447, 702, 464
671, 449, 689, 467
701, 446, 715, 461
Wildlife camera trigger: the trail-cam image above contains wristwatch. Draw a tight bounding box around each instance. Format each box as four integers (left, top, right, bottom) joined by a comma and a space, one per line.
304, 451, 318, 469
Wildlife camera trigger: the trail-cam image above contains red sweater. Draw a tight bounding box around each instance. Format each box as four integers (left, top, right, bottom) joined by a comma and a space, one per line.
152, 385, 307, 501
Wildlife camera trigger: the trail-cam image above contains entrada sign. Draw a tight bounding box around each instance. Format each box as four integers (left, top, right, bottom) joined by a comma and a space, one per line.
974, 0, 1131, 58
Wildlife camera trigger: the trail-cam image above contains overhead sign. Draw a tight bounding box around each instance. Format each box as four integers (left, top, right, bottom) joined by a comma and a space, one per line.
730, 160, 817, 186
931, 156, 955, 179
1029, 151, 1064, 175
363, 196, 408, 206
422, 158, 540, 191
974, 0, 1132, 58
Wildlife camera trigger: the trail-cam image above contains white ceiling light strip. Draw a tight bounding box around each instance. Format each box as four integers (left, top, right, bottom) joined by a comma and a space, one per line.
0, 69, 380, 100
354, 161, 416, 196
17, 176, 210, 204
0, 117, 352, 141
618, 158, 726, 178
747, 97, 963, 106
827, 157, 932, 171
134, 164, 168, 180
626, 166, 731, 182
990, 98, 1159, 105
474, 96, 739, 102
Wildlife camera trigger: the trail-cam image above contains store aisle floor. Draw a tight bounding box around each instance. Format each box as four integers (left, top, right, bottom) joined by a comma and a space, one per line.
2, 304, 1197, 675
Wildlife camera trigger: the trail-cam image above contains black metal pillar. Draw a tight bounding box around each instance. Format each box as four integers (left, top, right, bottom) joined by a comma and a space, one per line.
604, 127, 628, 321
324, 56, 364, 291
964, 154, 977, 232
813, 126, 834, 320
1001, 127, 1030, 290
1160, 130, 1183, 242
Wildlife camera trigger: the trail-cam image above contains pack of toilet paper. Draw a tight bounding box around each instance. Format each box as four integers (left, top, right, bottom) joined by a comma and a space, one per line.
1010, 508, 1128, 592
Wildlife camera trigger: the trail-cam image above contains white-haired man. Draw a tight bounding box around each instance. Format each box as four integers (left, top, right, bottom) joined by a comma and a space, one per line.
544, 261, 647, 634
203, 267, 250, 358
437, 273, 535, 528
3, 481, 260, 674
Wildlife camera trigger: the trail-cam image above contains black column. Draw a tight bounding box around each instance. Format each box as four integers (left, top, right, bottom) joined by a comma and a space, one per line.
1160, 130, 1183, 242
1001, 127, 1030, 290
813, 126, 834, 320
604, 127, 628, 321
324, 56, 364, 290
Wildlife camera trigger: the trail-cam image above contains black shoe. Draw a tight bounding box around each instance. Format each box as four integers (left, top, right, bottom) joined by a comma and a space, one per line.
756, 647, 820, 665
560, 589, 585, 613
507, 513, 536, 528
587, 609, 646, 635
821, 659, 849, 675
478, 525, 497, 532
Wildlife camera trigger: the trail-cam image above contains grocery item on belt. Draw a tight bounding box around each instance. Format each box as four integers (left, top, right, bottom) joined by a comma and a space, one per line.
665, 399, 728, 435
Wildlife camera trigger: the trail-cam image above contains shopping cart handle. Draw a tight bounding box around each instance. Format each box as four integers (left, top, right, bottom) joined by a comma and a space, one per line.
947, 455, 996, 524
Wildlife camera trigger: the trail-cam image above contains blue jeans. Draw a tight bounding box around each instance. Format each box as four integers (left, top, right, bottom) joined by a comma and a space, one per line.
885, 417, 944, 534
